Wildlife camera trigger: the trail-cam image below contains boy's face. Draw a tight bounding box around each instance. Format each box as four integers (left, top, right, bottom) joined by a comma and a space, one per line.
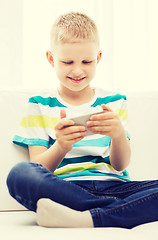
47, 40, 101, 94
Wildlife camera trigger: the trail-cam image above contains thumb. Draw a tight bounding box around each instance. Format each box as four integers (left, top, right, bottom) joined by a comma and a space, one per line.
101, 104, 112, 112
60, 108, 66, 119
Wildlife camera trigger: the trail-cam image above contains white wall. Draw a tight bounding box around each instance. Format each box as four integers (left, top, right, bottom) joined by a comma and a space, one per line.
1, 0, 158, 92
113, 0, 158, 92
0, 0, 23, 88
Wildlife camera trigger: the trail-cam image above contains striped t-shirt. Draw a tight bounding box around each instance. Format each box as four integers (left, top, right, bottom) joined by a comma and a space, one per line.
13, 88, 130, 182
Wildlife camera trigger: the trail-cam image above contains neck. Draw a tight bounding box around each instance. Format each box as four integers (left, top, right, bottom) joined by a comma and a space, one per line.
58, 86, 95, 106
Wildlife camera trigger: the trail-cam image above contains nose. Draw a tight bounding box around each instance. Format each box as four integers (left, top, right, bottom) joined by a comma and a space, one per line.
71, 64, 82, 76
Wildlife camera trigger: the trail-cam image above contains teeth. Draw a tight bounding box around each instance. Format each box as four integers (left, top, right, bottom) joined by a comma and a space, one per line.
69, 77, 84, 80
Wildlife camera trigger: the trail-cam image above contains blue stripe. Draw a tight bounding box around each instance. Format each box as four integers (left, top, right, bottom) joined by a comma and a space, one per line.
73, 136, 111, 147
13, 135, 49, 149
58, 156, 110, 168
49, 137, 56, 145
29, 96, 67, 108
50, 135, 112, 148
126, 131, 131, 141
91, 94, 127, 107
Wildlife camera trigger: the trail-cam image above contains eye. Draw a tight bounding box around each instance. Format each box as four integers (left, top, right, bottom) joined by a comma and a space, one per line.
82, 61, 93, 64
62, 61, 73, 65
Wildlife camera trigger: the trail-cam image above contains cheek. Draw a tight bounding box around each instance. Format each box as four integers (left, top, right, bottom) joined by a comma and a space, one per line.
56, 67, 72, 81
55, 64, 67, 76
87, 64, 96, 76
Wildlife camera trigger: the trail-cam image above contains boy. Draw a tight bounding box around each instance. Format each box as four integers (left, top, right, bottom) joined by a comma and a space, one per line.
7, 12, 158, 228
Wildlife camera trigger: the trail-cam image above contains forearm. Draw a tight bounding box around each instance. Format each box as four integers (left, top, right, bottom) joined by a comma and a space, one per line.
29, 141, 67, 172
29, 111, 86, 172
110, 131, 131, 171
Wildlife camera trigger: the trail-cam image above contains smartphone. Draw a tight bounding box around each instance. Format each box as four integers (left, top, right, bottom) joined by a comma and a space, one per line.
70, 108, 104, 136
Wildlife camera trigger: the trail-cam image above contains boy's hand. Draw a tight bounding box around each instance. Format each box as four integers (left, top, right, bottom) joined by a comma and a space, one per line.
54, 109, 87, 153
86, 104, 125, 139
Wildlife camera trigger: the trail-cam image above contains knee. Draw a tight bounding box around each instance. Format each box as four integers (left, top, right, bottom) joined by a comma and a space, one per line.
6, 162, 35, 196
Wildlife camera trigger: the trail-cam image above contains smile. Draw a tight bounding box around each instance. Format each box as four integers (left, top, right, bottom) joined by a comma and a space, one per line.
67, 76, 86, 83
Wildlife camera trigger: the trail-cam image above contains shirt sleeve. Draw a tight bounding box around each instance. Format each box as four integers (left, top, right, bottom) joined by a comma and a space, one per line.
13, 96, 49, 149
116, 96, 131, 141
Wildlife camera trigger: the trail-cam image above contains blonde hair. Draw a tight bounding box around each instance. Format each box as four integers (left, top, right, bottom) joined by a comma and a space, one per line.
50, 12, 99, 52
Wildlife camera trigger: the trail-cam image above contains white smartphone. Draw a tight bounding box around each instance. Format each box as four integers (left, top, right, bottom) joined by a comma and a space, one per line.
70, 108, 104, 136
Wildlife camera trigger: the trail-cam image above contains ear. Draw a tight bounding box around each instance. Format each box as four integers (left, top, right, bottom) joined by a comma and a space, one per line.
97, 51, 102, 64
46, 51, 54, 67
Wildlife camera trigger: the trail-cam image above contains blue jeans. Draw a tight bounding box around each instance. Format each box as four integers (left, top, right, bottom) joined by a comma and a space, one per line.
7, 162, 158, 229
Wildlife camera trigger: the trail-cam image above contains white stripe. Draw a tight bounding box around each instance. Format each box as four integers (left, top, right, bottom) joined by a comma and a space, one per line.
94, 88, 118, 98
94, 164, 123, 176
16, 126, 50, 140
64, 176, 125, 181
65, 146, 110, 158
27, 102, 61, 117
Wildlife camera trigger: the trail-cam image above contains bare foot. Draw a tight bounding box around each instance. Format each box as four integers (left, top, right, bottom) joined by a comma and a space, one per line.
36, 198, 94, 228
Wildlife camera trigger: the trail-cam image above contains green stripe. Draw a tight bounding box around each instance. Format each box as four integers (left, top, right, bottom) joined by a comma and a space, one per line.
29, 96, 67, 108
20, 115, 60, 129
91, 94, 127, 107
56, 169, 130, 182
55, 162, 105, 175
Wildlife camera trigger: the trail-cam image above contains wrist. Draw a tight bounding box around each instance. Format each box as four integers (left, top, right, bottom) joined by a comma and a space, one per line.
112, 128, 126, 142
110, 129, 131, 171
54, 141, 71, 156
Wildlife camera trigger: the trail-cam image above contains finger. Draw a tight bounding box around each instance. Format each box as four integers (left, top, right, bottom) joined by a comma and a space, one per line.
65, 135, 86, 145
71, 136, 86, 143
62, 125, 86, 135
90, 111, 114, 121
60, 108, 66, 119
101, 104, 113, 112
87, 119, 114, 127
88, 126, 111, 135
55, 118, 74, 130
65, 131, 87, 140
